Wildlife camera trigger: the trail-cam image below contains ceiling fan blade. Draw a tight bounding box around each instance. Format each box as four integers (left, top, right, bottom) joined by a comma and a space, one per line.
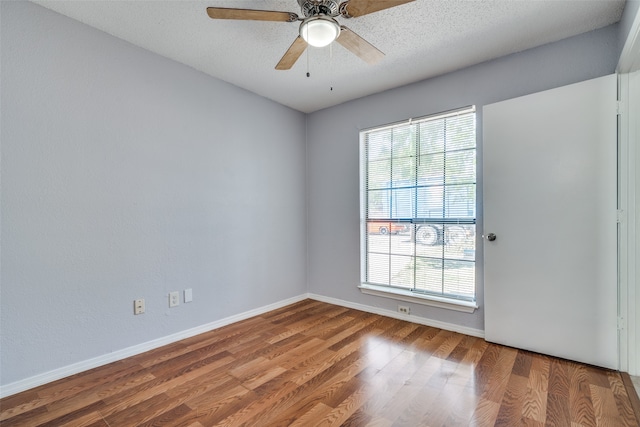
336, 26, 384, 64
276, 36, 308, 70
206, 7, 298, 22
341, 0, 414, 18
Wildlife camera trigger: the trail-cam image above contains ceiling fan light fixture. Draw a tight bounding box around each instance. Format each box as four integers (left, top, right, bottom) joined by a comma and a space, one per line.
299, 16, 340, 47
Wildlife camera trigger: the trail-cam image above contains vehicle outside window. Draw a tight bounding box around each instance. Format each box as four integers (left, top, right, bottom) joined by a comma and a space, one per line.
367, 222, 407, 235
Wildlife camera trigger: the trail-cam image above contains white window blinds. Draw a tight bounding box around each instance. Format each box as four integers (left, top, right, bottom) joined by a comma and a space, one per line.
362, 106, 476, 301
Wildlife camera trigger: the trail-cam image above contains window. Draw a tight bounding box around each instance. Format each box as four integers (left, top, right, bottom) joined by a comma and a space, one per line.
360, 106, 477, 312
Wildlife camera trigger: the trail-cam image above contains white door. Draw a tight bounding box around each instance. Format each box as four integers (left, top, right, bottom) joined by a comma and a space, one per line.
483, 74, 618, 369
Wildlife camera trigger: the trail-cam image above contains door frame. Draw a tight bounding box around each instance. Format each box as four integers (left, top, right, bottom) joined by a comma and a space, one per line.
617, 4, 640, 375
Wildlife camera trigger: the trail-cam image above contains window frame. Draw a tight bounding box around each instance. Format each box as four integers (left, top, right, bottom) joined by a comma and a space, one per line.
359, 106, 478, 313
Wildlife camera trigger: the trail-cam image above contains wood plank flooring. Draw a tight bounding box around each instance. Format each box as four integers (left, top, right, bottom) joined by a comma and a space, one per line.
1, 299, 639, 426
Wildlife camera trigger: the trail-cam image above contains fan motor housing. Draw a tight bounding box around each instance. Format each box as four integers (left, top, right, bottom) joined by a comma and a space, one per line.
298, 0, 340, 18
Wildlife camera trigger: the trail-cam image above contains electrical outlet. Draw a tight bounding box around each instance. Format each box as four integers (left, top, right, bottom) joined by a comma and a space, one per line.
398, 305, 410, 315
134, 299, 145, 315
184, 288, 193, 303
169, 291, 179, 307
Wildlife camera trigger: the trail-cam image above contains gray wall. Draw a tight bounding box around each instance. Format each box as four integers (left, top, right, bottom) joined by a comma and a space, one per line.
1, 1, 307, 386
305, 24, 620, 332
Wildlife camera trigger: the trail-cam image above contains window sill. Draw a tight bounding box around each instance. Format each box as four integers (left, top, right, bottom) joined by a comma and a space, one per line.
358, 284, 478, 313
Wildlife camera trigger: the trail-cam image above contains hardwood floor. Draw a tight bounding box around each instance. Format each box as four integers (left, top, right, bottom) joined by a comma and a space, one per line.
1, 299, 639, 426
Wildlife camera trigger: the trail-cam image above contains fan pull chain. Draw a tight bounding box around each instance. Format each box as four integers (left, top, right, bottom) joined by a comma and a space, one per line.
329, 43, 333, 91
306, 46, 310, 78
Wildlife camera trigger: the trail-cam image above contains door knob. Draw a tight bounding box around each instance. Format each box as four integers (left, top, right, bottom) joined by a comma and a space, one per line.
485, 233, 497, 241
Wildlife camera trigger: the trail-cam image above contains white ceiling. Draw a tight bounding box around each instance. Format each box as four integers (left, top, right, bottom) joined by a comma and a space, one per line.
33, 0, 626, 113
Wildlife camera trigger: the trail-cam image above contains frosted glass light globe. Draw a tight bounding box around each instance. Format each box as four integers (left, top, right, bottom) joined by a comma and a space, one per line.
300, 16, 340, 47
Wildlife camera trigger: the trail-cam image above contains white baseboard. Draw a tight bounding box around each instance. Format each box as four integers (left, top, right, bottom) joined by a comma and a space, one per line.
1, 292, 484, 398
307, 293, 485, 338
0, 294, 308, 399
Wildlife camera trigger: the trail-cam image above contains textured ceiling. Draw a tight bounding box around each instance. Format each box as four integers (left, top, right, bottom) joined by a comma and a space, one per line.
33, 0, 625, 113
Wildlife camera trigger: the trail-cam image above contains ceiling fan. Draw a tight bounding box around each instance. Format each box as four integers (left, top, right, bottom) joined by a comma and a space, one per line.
206, 0, 415, 70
